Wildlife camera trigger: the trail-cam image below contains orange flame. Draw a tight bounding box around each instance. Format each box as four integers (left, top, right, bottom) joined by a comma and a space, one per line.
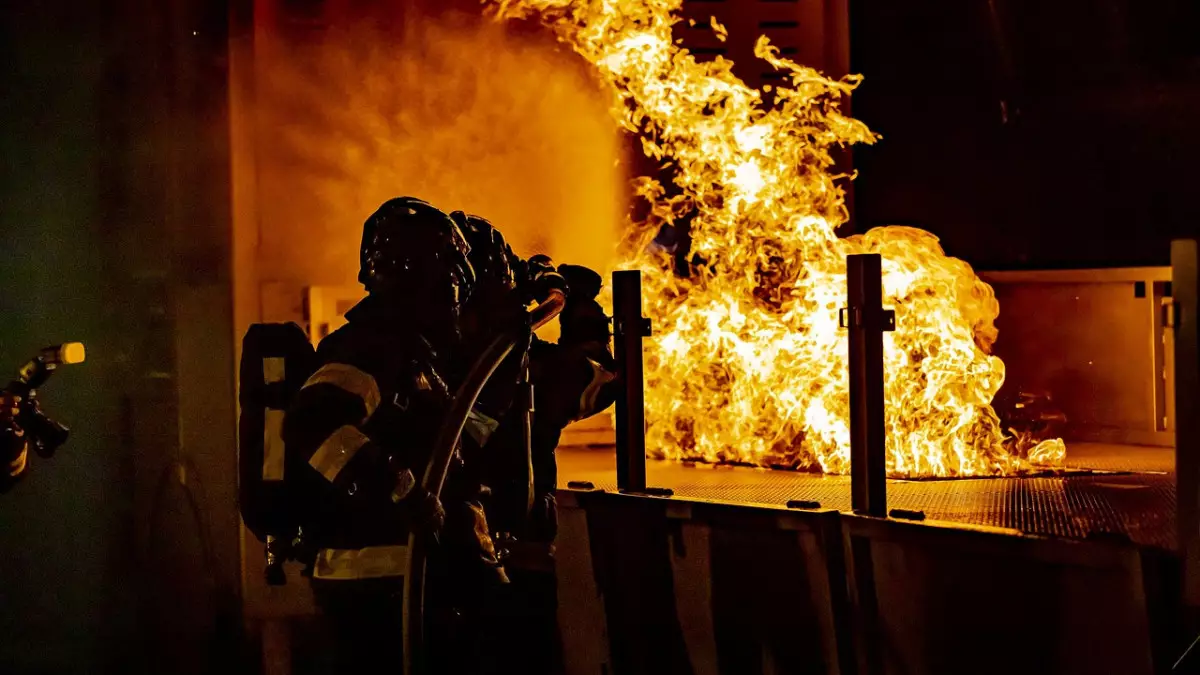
493, 0, 1065, 476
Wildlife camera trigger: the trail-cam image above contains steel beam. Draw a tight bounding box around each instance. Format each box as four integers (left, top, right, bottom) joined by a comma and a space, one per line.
613, 270, 650, 493
843, 254, 892, 517
1173, 240, 1200, 611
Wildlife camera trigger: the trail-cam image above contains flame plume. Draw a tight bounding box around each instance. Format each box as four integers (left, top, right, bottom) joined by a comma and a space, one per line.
492, 0, 1065, 476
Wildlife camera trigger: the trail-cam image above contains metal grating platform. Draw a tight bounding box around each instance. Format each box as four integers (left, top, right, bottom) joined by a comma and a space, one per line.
558, 443, 1177, 550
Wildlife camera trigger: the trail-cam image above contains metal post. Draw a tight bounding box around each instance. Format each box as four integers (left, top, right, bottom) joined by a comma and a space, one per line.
613, 270, 650, 493
1173, 240, 1200, 612
843, 254, 892, 517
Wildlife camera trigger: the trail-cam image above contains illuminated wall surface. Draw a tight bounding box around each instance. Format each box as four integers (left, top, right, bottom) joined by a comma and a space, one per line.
243, 4, 625, 296
850, 0, 1200, 268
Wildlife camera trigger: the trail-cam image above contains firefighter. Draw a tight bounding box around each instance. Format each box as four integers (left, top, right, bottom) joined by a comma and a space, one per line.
281, 196, 504, 674
450, 212, 619, 673
448, 211, 571, 525
501, 263, 618, 675
526, 261, 619, 537
449, 212, 617, 540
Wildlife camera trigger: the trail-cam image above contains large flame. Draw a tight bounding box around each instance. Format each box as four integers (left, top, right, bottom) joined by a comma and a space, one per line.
493, 0, 1064, 476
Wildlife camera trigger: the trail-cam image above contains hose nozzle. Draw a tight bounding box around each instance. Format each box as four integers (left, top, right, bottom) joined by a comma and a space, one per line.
42, 342, 86, 367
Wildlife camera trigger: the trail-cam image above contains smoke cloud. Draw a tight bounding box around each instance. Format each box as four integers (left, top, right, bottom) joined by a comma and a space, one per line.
251, 11, 624, 289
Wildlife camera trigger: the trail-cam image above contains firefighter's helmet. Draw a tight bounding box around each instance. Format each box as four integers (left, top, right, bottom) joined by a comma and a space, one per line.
359, 197, 476, 309
450, 211, 516, 292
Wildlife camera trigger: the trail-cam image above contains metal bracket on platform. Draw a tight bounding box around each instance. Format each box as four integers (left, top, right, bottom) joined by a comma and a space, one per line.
614, 316, 653, 338
888, 509, 925, 522
838, 307, 896, 332
844, 254, 889, 518
619, 486, 675, 497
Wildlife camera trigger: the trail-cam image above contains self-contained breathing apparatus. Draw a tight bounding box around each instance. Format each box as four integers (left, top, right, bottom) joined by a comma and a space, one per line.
235, 302, 565, 588
238, 323, 317, 585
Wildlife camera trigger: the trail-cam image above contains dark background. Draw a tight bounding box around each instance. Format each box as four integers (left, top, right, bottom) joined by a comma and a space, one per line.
850, 0, 1200, 269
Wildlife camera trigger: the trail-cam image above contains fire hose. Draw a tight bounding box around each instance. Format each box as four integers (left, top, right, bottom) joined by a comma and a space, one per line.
3, 343, 86, 486
403, 289, 565, 675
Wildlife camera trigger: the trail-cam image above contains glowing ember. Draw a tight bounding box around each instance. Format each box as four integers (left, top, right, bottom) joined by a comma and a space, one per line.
492, 0, 1065, 476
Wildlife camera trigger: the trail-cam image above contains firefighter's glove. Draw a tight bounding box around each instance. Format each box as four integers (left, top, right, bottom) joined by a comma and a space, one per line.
558, 264, 602, 301
555, 264, 611, 346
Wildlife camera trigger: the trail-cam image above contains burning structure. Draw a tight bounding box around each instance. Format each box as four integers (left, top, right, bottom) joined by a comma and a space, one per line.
493, 0, 1063, 477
